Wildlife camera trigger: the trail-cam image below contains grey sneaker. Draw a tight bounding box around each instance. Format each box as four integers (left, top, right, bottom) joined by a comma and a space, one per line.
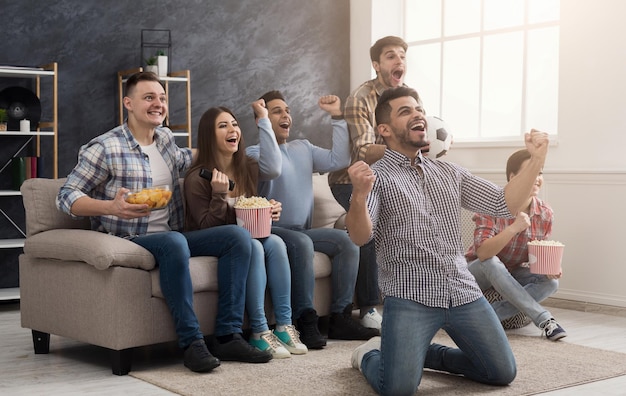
183, 339, 220, 373
541, 318, 567, 341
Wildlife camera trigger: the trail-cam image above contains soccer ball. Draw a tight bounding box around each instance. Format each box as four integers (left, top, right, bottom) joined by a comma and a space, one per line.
425, 116, 453, 159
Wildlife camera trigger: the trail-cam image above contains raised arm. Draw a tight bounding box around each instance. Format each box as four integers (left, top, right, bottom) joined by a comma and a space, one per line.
504, 130, 549, 213
252, 99, 282, 180
312, 95, 351, 172
345, 161, 375, 245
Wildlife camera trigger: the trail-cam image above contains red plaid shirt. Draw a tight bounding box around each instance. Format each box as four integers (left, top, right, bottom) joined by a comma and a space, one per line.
465, 197, 553, 270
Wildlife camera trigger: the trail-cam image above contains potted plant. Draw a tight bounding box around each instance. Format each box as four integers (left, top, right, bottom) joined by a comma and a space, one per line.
0, 108, 7, 131
144, 55, 158, 74
156, 49, 168, 76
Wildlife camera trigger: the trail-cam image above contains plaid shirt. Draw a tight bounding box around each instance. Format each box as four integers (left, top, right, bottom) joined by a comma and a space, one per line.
367, 149, 512, 308
465, 197, 553, 270
56, 123, 192, 238
328, 78, 387, 186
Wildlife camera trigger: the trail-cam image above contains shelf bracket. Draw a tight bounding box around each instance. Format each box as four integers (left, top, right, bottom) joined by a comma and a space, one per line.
0, 208, 26, 238
0, 137, 34, 176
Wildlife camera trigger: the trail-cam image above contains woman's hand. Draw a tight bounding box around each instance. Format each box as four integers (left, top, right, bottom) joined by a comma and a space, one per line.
269, 199, 282, 222
210, 168, 231, 194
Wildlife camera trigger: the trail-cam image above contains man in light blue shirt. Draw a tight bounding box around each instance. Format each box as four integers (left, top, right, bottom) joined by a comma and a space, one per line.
247, 90, 379, 349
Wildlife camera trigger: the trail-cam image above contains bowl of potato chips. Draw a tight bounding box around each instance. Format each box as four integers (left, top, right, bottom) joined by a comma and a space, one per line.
125, 185, 173, 210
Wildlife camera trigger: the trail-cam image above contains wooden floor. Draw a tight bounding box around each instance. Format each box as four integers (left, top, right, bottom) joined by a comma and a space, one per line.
1, 300, 626, 395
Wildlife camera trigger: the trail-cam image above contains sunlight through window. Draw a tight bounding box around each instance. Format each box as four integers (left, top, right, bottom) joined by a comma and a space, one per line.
403, 0, 560, 142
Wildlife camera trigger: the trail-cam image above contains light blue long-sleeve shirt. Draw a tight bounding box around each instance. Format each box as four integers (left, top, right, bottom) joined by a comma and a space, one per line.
246, 118, 350, 229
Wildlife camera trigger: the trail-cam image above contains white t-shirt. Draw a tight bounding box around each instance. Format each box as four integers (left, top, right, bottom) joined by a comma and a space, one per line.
141, 141, 173, 234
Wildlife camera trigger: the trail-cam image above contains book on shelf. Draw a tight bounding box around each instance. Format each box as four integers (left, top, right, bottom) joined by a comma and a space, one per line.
11, 156, 39, 190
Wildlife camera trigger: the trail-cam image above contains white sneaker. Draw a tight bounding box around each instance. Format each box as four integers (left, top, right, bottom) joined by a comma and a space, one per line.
360, 308, 383, 330
351, 336, 381, 372
273, 325, 308, 355
249, 330, 291, 359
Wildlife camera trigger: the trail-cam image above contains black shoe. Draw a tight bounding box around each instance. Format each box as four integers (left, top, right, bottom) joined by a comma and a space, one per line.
183, 339, 221, 373
207, 333, 272, 363
296, 308, 327, 349
329, 304, 380, 340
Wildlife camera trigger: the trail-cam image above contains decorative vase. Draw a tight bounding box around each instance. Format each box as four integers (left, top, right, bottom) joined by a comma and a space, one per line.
145, 65, 158, 74
157, 55, 168, 76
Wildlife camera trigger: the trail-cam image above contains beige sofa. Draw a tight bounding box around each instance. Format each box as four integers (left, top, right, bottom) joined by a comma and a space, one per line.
19, 173, 346, 375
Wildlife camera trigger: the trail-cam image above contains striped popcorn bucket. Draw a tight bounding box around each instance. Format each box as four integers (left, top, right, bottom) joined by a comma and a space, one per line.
235, 207, 272, 238
528, 244, 564, 275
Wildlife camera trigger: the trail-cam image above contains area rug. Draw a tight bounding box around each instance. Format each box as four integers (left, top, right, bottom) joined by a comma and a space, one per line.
130, 332, 626, 396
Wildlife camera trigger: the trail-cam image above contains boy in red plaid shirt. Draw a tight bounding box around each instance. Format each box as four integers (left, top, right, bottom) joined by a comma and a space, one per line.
466, 148, 567, 341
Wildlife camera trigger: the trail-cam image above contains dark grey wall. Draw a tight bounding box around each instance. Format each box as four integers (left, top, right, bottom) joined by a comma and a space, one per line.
0, 0, 350, 288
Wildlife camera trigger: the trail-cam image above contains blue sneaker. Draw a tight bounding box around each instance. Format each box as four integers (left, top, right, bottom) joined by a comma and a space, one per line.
541, 318, 567, 341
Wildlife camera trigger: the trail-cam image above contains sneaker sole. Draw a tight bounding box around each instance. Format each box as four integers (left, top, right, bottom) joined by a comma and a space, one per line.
360, 318, 382, 330
184, 359, 220, 373
548, 332, 567, 341
277, 341, 308, 355
303, 339, 326, 349
218, 354, 273, 363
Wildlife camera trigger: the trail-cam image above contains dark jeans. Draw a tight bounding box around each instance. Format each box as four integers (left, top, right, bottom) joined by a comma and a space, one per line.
330, 183, 380, 308
132, 225, 252, 349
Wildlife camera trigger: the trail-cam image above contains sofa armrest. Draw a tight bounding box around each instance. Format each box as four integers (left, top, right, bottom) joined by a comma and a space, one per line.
23, 229, 156, 271
334, 213, 346, 230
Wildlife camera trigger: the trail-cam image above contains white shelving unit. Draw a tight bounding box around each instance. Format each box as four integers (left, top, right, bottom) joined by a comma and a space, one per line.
0, 62, 58, 300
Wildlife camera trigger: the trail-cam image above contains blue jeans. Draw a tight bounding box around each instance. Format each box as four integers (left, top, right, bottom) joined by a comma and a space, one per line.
132, 225, 252, 349
468, 257, 558, 326
331, 183, 380, 308
246, 234, 292, 333
271, 226, 359, 318
361, 296, 516, 395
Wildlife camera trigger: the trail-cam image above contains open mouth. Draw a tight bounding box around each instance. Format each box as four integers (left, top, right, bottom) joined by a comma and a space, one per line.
279, 121, 290, 130
392, 69, 404, 80
409, 118, 426, 131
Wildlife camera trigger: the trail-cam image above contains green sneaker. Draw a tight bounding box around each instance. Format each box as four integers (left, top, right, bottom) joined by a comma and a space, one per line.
249, 330, 291, 359
273, 325, 308, 355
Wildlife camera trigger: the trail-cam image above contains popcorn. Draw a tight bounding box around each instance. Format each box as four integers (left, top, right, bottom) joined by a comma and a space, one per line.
528, 240, 565, 247
234, 196, 271, 209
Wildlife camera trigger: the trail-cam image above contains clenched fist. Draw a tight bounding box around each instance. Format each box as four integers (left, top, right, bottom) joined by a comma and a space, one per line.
318, 95, 342, 117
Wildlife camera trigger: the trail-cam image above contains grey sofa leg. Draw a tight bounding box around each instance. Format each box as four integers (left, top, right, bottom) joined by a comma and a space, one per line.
111, 348, 133, 376
32, 330, 50, 354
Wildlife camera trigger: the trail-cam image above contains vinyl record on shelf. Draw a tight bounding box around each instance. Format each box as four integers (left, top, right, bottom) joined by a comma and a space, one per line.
0, 86, 41, 131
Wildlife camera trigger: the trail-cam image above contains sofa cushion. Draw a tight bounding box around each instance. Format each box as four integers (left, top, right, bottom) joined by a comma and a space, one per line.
21, 178, 90, 237
24, 229, 156, 271
312, 173, 346, 229
149, 252, 333, 298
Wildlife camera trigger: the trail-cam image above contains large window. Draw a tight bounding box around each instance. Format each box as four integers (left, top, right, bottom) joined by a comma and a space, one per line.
402, 0, 560, 142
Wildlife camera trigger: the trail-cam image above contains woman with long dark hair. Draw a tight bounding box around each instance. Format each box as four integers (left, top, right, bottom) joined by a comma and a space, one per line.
184, 101, 307, 359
